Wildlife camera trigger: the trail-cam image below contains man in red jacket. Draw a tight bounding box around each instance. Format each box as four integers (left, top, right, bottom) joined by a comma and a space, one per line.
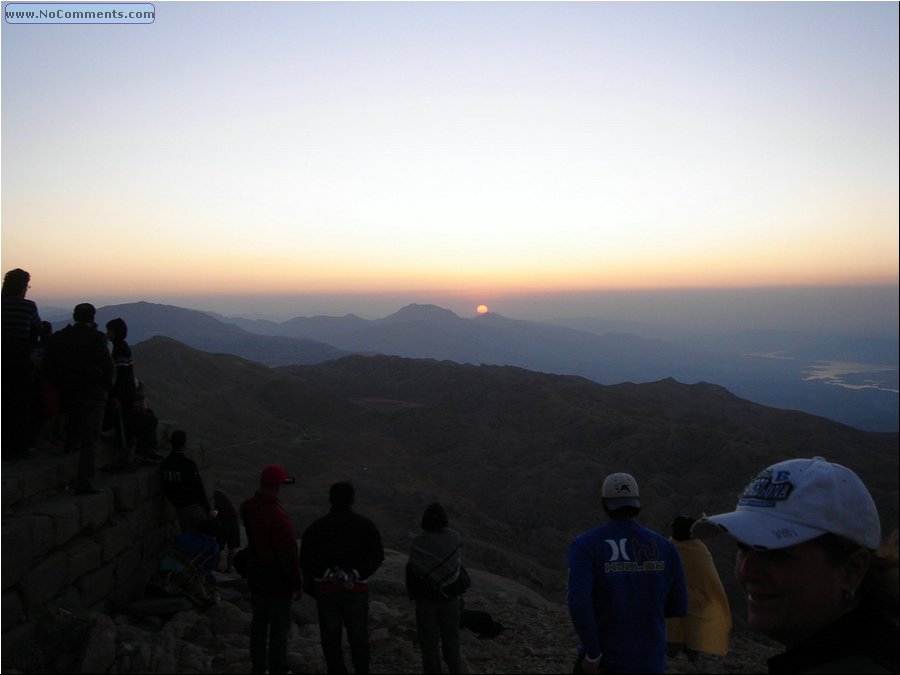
240, 465, 303, 674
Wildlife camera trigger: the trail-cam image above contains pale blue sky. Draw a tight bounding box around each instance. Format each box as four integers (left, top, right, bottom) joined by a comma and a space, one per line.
2, 1, 898, 325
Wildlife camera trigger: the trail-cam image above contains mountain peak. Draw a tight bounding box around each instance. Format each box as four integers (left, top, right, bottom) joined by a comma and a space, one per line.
382, 304, 460, 323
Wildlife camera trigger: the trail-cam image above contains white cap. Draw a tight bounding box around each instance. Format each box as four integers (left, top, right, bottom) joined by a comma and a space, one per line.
692, 457, 881, 550
602, 472, 640, 509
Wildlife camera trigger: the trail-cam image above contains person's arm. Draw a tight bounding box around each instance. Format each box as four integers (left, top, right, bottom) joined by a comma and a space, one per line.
273, 510, 302, 597
357, 519, 385, 580
567, 540, 602, 664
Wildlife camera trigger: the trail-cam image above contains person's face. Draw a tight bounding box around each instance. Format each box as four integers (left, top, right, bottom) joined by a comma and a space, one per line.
735, 539, 862, 646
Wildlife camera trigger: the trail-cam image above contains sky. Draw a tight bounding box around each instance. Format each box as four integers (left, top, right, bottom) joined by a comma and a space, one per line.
2, 1, 899, 329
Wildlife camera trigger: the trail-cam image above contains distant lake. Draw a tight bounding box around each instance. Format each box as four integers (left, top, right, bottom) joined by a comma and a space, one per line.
803, 361, 899, 393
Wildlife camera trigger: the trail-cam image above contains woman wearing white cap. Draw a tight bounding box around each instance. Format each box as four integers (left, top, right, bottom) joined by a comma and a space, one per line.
693, 456, 898, 674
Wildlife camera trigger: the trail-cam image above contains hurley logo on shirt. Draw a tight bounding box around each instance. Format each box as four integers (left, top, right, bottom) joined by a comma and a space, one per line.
604, 537, 666, 573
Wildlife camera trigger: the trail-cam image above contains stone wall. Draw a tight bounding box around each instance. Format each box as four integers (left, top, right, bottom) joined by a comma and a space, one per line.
1, 425, 211, 666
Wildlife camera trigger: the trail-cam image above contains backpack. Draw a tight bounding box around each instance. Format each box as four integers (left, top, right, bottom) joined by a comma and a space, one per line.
147, 548, 217, 607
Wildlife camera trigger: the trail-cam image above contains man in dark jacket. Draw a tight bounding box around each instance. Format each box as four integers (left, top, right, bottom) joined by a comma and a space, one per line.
160, 429, 212, 533
300, 481, 385, 674
42, 303, 114, 494
240, 465, 303, 675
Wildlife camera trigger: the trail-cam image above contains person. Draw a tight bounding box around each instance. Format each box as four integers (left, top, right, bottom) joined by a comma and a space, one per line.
240, 465, 303, 675
159, 430, 212, 532
300, 481, 385, 674
665, 515, 731, 663
105, 318, 164, 463
692, 456, 899, 674
173, 516, 221, 587
405, 502, 465, 674
567, 471, 687, 674
105, 318, 134, 457
213, 488, 241, 572
2, 268, 42, 458
41, 303, 115, 494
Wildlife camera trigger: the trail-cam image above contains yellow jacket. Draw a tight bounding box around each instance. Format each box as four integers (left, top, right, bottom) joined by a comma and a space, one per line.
665, 538, 732, 656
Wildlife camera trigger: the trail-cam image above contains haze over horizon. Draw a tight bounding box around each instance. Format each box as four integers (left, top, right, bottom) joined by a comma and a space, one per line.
32, 284, 900, 338
3, 2, 898, 335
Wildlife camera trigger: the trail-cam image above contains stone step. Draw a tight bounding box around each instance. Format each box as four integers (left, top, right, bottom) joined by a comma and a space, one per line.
1, 413, 213, 648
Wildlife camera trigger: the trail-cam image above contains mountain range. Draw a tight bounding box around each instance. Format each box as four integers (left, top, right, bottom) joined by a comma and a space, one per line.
51, 300, 899, 432
133, 336, 899, 628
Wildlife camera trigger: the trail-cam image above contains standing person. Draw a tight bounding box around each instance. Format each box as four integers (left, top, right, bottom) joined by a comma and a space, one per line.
405, 502, 465, 674
692, 456, 899, 674
567, 472, 688, 674
105, 318, 164, 463
1, 268, 42, 458
159, 430, 212, 532
240, 465, 303, 675
42, 303, 115, 494
665, 515, 731, 663
300, 481, 385, 674
213, 488, 241, 573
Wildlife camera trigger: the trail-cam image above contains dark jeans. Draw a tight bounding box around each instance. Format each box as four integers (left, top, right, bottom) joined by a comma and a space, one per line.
416, 596, 462, 674
316, 591, 370, 674
250, 592, 293, 674
65, 397, 106, 487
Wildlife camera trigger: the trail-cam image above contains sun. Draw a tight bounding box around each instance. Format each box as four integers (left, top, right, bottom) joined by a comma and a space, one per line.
476, 304, 489, 315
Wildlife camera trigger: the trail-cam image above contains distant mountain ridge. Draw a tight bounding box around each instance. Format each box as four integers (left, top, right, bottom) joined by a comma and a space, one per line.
60, 300, 898, 431
219, 302, 898, 432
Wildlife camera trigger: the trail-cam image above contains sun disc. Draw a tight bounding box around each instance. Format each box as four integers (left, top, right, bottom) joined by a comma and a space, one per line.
476, 304, 489, 314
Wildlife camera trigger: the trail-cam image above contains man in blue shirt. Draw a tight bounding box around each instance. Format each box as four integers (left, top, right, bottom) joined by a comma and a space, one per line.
567, 472, 688, 674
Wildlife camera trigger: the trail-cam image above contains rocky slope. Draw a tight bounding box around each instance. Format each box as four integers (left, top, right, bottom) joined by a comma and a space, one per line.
8, 550, 780, 674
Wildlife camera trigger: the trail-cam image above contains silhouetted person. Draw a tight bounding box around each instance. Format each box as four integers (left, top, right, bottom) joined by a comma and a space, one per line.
42, 303, 114, 494
567, 472, 687, 674
2, 268, 42, 458
105, 318, 137, 458
160, 430, 212, 532
240, 465, 303, 675
105, 318, 163, 463
301, 481, 385, 674
406, 502, 465, 674
665, 515, 731, 663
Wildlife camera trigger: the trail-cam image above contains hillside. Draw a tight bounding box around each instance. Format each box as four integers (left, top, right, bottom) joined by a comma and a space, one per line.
134, 337, 899, 628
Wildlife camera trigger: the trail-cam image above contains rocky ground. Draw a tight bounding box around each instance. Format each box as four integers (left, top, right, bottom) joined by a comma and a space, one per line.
5, 549, 780, 674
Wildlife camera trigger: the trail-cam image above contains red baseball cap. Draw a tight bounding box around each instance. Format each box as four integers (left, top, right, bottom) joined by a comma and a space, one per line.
260, 465, 291, 487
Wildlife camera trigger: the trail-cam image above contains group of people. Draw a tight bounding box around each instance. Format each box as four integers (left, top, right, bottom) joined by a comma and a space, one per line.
568, 458, 898, 674
239, 468, 388, 675
8, 269, 895, 674
160, 449, 471, 675
189, 456, 898, 675
2, 267, 162, 493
